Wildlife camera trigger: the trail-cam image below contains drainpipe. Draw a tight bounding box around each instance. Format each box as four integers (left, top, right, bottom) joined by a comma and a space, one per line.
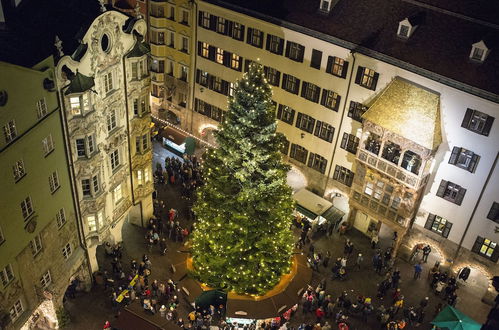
189, 0, 198, 134
322, 51, 356, 195
452, 151, 499, 263
56, 85, 93, 280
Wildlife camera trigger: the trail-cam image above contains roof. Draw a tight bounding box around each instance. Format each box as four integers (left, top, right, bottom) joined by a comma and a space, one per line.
292, 188, 332, 217
206, 0, 499, 99
64, 71, 95, 95
126, 39, 150, 58
362, 77, 442, 150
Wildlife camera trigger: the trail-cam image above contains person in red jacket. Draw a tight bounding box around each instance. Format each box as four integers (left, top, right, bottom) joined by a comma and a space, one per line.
315, 306, 325, 324
103, 320, 111, 329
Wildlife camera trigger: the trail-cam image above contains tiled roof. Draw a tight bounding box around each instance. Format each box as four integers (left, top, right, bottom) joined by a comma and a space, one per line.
206, 0, 499, 98
362, 77, 442, 150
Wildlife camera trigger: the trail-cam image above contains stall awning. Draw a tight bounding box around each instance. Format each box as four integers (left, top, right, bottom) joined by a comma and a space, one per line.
293, 188, 332, 218
321, 206, 345, 225
160, 126, 187, 145
295, 204, 318, 220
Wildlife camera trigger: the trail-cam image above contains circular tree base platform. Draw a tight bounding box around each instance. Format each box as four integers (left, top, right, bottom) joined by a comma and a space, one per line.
170, 250, 312, 319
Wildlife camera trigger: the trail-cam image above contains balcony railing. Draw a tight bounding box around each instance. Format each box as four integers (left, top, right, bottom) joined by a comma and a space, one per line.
357, 150, 429, 190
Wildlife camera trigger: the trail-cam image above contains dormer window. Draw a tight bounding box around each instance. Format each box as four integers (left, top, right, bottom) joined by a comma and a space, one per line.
397, 18, 415, 39
470, 40, 489, 63
319, 0, 333, 13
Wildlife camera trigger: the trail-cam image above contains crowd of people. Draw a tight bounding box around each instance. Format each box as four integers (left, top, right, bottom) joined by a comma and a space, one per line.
96, 151, 465, 330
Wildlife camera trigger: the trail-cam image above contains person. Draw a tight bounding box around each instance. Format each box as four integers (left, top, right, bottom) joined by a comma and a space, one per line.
392, 231, 398, 247
371, 234, 379, 249
422, 245, 431, 262
458, 266, 471, 282
355, 253, 363, 270
413, 262, 422, 280
103, 320, 111, 329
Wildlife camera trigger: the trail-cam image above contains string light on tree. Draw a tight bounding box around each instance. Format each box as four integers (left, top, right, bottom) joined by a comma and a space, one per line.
190, 63, 294, 295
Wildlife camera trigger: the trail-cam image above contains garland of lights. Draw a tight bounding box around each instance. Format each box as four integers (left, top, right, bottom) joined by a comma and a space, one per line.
190, 63, 295, 295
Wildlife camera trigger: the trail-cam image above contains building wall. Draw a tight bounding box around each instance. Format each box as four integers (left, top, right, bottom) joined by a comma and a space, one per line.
192, 1, 499, 269
0, 58, 87, 329
148, 0, 195, 130
55, 10, 153, 273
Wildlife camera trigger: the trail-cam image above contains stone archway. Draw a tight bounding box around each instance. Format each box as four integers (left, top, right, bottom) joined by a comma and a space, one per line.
286, 165, 307, 192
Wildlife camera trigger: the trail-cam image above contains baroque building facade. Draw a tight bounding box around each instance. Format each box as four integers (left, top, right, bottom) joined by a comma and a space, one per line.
55, 9, 154, 272
0, 58, 90, 329
187, 0, 499, 299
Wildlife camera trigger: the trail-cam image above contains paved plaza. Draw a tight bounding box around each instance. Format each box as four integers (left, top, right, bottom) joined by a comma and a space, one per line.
62, 142, 491, 329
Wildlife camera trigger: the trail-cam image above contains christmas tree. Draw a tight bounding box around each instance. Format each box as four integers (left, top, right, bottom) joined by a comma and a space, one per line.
191, 63, 295, 295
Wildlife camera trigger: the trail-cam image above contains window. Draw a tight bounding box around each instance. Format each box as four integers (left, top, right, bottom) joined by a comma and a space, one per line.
301, 82, 321, 103
62, 242, 72, 260
461, 108, 494, 136
138, 58, 148, 77
196, 70, 209, 86
48, 171, 60, 193
1, 264, 14, 287
216, 48, 224, 64
398, 24, 410, 38
276, 104, 295, 125
179, 65, 188, 82
114, 184, 123, 204
107, 109, 117, 132
56, 208, 66, 228
401, 150, 422, 174
199, 11, 211, 29
9, 299, 23, 322
178, 92, 187, 107
145, 167, 151, 183
168, 31, 175, 47
217, 17, 226, 34
36, 98, 48, 118
282, 74, 300, 94
308, 153, 327, 174
136, 134, 149, 154
181, 10, 189, 25
230, 54, 241, 71
92, 174, 100, 195
247, 28, 263, 48
285, 41, 305, 62
348, 101, 368, 122
3, 119, 17, 143
341, 133, 359, 154
326, 56, 348, 78
314, 121, 334, 142
487, 202, 499, 223
436, 180, 466, 205
199, 42, 210, 58
266, 34, 284, 55
231, 22, 245, 41
30, 234, 43, 256
194, 99, 225, 123
449, 147, 480, 173
333, 165, 354, 187
13, 159, 26, 182
166, 60, 174, 76
151, 59, 164, 73
381, 141, 401, 164
310, 49, 322, 69
87, 215, 97, 232
321, 89, 341, 111
40, 270, 51, 288
364, 182, 373, 196
137, 170, 143, 185
42, 134, 54, 156
168, 5, 175, 20
150, 30, 165, 45
290, 143, 308, 164
181, 36, 189, 53
296, 113, 316, 133
75, 136, 96, 158
355, 66, 379, 90
424, 213, 452, 238
280, 137, 290, 155
471, 47, 484, 61
103, 72, 113, 94
110, 149, 120, 172
472, 236, 499, 261
264, 67, 280, 86
21, 196, 34, 221
81, 179, 91, 197
211, 76, 223, 93
131, 62, 138, 80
